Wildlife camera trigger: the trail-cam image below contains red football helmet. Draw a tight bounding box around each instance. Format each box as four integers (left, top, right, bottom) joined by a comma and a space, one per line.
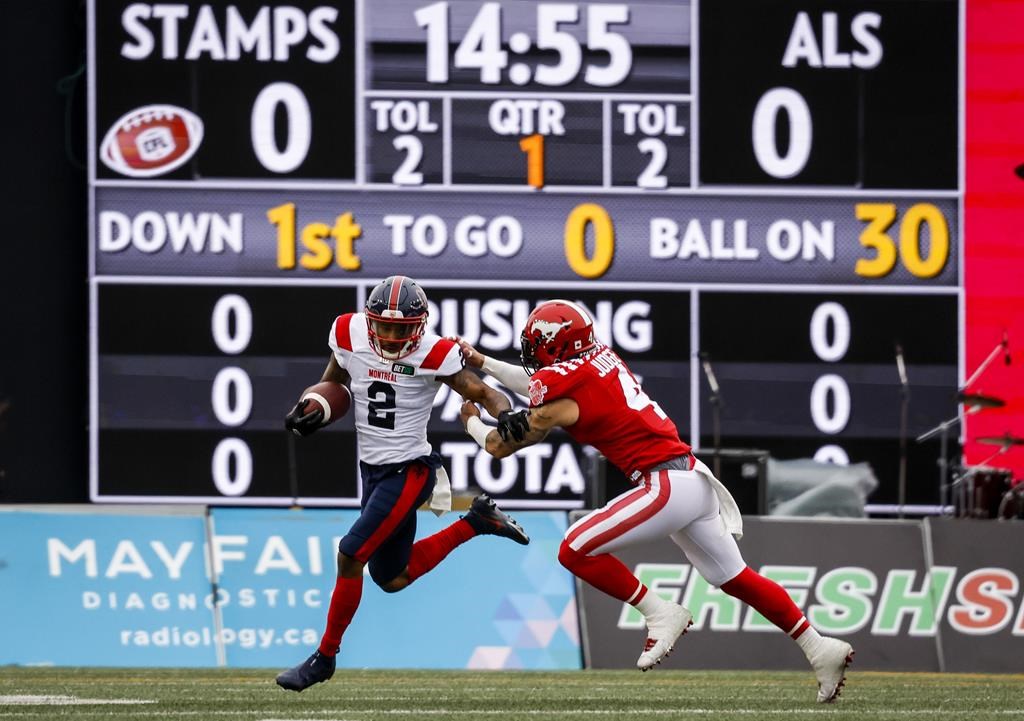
364, 275, 429, 360
520, 299, 597, 373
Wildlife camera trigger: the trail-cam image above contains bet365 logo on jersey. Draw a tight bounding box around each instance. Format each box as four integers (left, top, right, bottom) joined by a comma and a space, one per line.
392, 363, 415, 376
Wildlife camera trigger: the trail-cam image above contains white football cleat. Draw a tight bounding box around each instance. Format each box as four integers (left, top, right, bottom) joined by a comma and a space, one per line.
637, 604, 693, 672
810, 637, 854, 703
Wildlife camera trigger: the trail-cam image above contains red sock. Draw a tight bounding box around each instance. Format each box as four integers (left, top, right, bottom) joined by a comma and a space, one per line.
318, 575, 363, 656
406, 518, 476, 583
721, 566, 808, 637
558, 541, 645, 603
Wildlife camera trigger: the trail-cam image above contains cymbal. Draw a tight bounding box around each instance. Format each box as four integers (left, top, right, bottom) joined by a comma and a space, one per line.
975, 434, 1024, 447
958, 392, 1006, 409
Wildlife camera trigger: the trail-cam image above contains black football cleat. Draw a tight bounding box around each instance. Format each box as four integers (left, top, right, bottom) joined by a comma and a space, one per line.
463, 494, 530, 545
275, 650, 335, 692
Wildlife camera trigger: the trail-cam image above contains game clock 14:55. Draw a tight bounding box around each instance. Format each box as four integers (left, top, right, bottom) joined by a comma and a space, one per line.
415, 2, 632, 87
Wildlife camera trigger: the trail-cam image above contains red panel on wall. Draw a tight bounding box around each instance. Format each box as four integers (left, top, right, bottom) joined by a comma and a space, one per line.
965, 0, 1024, 484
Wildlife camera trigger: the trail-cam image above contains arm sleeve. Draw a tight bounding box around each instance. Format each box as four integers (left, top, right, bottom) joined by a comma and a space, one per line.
480, 356, 532, 396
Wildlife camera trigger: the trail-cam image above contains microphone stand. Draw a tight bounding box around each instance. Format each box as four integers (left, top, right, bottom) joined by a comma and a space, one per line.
915, 333, 1008, 516
946, 335, 1011, 516
915, 410, 975, 516
700, 352, 724, 479
896, 345, 910, 519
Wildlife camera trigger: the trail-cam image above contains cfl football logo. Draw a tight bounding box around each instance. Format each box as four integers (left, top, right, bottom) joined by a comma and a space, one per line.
100, 105, 204, 177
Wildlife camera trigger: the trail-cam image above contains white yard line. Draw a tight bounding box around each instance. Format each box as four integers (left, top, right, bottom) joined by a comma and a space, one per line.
2, 708, 1023, 717
0, 695, 154, 705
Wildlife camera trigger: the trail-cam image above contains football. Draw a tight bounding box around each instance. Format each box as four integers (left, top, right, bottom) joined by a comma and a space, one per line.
99, 104, 204, 178
301, 382, 352, 425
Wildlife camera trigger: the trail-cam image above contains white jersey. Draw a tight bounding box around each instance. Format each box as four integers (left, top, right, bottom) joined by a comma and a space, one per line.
328, 312, 464, 465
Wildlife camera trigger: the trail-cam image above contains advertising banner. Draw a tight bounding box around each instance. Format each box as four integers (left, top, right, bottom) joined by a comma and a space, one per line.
211, 508, 580, 670
927, 518, 1024, 673
0, 508, 217, 667
0, 507, 579, 669
579, 516, 1024, 672
579, 517, 941, 671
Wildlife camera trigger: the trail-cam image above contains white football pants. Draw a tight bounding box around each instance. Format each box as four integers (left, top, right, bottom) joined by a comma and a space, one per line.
564, 468, 746, 587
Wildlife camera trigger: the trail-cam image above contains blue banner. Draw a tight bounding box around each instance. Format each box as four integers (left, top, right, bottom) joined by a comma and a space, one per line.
211, 508, 580, 670
0, 507, 580, 669
0, 509, 216, 666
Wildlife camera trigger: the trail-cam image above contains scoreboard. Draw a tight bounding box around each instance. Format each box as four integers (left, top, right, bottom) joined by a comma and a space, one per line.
89, 0, 961, 509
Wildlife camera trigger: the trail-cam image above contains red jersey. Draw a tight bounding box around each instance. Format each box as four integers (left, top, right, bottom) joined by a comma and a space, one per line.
528, 345, 691, 480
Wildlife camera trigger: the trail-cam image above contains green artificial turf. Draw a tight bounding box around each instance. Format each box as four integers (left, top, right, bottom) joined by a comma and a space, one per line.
1, 668, 1022, 720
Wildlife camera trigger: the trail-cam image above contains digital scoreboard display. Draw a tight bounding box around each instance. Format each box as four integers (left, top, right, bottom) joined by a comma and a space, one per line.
88, 0, 961, 508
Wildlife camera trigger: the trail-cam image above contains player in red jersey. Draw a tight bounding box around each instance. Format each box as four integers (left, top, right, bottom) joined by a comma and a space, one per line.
458, 299, 854, 703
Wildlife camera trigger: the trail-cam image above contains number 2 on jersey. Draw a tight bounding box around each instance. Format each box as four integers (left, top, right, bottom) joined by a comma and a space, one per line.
617, 367, 667, 419
367, 381, 397, 429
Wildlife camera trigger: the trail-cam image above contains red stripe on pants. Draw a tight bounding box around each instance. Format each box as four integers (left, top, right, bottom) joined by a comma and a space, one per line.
577, 472, 671, 555
565, 479, 652, 546
353, 463, 429, 562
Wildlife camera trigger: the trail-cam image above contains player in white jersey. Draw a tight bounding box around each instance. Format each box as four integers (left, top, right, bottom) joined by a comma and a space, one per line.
276, 275, 530, 692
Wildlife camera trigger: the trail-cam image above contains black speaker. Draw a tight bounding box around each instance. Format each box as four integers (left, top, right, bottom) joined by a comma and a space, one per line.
585, 448, 768, 516
693, 448, 768, 516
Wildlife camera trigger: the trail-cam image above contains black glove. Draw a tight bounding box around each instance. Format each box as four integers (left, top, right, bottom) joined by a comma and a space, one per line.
285, 399, 324, 437
497, 409, 530, 443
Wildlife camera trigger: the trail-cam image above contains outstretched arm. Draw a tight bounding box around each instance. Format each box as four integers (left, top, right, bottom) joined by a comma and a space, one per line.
460, 398, 579, 459
457, 339, 531, 396
440, 366, 512, 418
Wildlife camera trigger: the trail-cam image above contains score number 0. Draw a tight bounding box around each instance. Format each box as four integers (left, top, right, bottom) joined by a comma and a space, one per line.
809, 301, 852, 466
251, 83, 313, 174
210, 294, 255, 497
